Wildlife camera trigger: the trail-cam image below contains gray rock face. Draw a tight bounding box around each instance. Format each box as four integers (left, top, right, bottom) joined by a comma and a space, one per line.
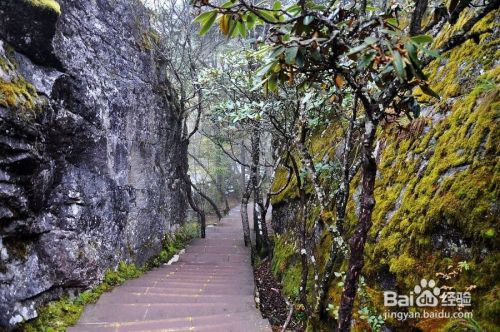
271, 201, 300, 235
0, 0, 187, 328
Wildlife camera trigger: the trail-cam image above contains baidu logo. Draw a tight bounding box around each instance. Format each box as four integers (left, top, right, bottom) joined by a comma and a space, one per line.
384, 279, 471, 308
414, 279, 440, 307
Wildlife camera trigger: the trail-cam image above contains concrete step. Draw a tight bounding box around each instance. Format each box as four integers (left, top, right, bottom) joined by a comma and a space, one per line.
122, 277, 255, 288
160, 265, 254, 272
78, 302, 259, 324
111, 285, 254, 296
98, 293, 254, 305
134, 271, 254, 280
70, 311, 269, 331
178, 257, 251, 265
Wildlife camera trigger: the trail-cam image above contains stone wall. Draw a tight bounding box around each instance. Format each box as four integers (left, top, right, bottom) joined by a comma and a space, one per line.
0, 0, 187, 328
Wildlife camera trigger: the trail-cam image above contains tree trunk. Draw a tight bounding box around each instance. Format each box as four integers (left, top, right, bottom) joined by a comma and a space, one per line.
199, 205, 206, 238
288, 154, 309, 309
189, 152, 230, 215
240, 141, 246, 195
191, 181, 223, 220
337, 116, 377, 332
253, 202, 261, 252
184, 177, 206, 238
241, 180, 253, 247
409, 0, 429, 36
215, 151, 230, 214
223, 194, 230, 215
449, 0, 472, 25
298, 181, 309, 310
183, 174, 223, 239
250, 124, 270, 256
316, 98, 358, 318
257, 199, 271, 257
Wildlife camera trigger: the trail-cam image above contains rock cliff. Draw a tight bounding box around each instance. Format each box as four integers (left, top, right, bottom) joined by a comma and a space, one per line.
0, 0, 187, 328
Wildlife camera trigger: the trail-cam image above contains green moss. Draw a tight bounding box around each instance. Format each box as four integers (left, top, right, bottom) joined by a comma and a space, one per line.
0, 78, 37, 110
271, 125, 343, 205
415, 11, 497, 103
282, 263, 302, 298
271, 234, 302, 298
271, 234, 296, 276
0, 57, 13, 72
271, 165, 299, 205
484, 228, 495, 238
388, 253, 416, 274
21, 222, 199, 331
0, 51, 40, 116
360, 11, 499, 329
25, 0, 61, 15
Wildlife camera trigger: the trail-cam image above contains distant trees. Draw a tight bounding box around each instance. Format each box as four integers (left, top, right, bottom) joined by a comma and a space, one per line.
146, 0, 236, 237
197, 49, 281, 257
191, 0, 497, 329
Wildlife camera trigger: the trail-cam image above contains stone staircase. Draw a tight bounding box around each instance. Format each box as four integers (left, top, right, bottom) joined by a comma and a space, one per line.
69, 207, 270, 332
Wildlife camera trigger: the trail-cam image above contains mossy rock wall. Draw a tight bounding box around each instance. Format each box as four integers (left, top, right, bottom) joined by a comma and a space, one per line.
270, 11, 499, 331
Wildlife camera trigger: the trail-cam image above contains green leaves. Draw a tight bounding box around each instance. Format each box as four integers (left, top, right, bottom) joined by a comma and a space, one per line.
221, 0, 235, 8
257, 9, 278, 23
219, 13, 255, 38
246, 13, 257, 29
386, 17, 398, 27
410, 34, 433, 45
193, 0, 445, 113
196, 9, 260, 37
237, 21, 247, 37
254, 49, 281, 94
408, 35, 439, 59
285, 46, 299, 64
420, 47, 439, 58
404, 41, 427, 80
255, 60, 278, 81
269, 45, 285, 58
391, 50, 406, 80
286, 3, 301, 16
400, 35, 439, 83
357, 51, 376, 70
194, 10, 216, 24
404, 42, 419, 66
195, 10, 218, 36
346, 36, 378, 56
266, 74, 279, 92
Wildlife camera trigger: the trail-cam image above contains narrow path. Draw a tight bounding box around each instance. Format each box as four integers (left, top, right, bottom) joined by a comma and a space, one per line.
70, 207, 270, 332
